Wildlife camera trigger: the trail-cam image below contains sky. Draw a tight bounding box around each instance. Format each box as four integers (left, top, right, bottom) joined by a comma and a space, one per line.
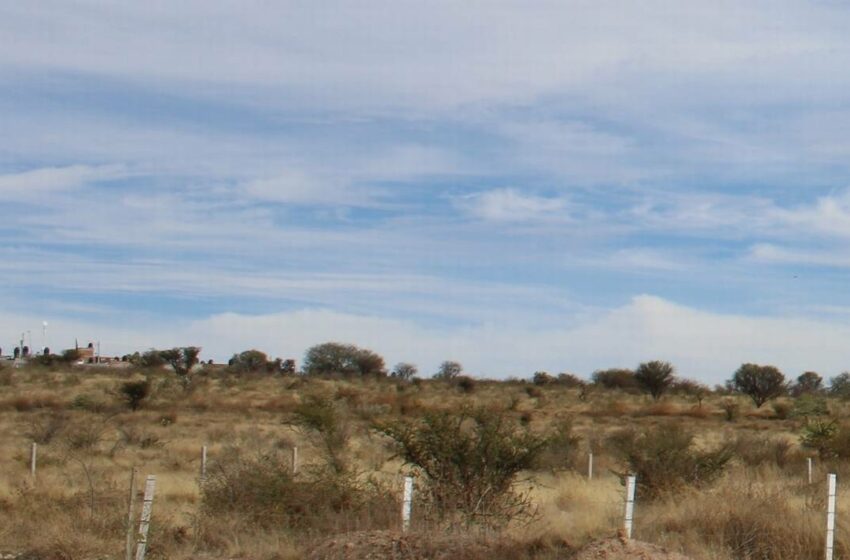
3, 2, 850, 384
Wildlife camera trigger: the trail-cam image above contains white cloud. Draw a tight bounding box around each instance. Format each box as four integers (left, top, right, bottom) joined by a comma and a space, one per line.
459, 188, 568, 222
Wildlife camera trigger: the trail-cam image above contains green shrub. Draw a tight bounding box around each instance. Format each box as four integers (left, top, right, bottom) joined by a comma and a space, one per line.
377, 408, 552, 528
290, 395, 350, 474
606, 424, 733, 499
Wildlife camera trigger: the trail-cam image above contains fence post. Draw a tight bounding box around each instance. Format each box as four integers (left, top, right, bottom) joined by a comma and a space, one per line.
134, 475, 157, 560
291, 446, 298, 475
587, 452, 593, 480
623, 475, 636, 539
402, 476, 414, 533
124, 468, 137, 560
30, 442, 37, 478
200, 446, 207, 482
826, 473, 837, 560
808, 457, 813, 485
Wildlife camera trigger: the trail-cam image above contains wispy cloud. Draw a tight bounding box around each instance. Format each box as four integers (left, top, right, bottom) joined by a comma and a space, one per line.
457, 188, 569, 223
0, 164, 127, 200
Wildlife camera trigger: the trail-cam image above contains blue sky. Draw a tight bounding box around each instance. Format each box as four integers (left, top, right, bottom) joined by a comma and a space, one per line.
3, 1, 850, 383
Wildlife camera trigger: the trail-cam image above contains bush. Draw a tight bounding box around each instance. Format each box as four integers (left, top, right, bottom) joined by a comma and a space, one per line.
377, 408, 552, 528
434, 360, 463, 380
119, 380, 151, 411
606, 424, 733, 499
290, 395, 350, 474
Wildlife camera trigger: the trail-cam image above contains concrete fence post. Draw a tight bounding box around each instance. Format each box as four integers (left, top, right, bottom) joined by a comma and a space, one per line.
826, 473, 837, 560
30, 443, 37, 478
402, 476, 414, 533
124, 468, 137, 560
624, 475, 637, 539
134, 475, 157, 560
587, 452, 593, 480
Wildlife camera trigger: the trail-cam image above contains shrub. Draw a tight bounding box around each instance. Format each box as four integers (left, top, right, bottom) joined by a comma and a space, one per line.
290, 395, 350, 474
119, 380, 151, 411
799, 420, 850, 460
532, 372, 554, 386
201, 447, 395, 533
376, 408, 552, 528
720, 398, 740, 421
456, 375, 476, 394
606, 424, 733, 499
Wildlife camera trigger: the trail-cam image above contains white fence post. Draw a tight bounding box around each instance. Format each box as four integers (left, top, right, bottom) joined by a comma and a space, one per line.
826, 473, 837, 560
200, 446, 207, 482
808, 457, 813, 484
134, 475, 157, 560
30, 442, 37, 478
292, 446, 299, 475
587, 452, 593, 480
623, 475, 636, 539
402, 476, 414, 533
125, 468, 137, 560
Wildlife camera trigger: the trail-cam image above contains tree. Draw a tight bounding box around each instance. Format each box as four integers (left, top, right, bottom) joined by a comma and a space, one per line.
119, 379, 151, 411
434, 360, 463, 380
159, 347, 201, 390
591, 368, 638, 391
634, 360, 676, 400
228, 349, 274, 374
731, 363, 786, 408
532, 371, 555, 386
391, 362, 418, 380
792, 371, 824, 397
280, 359, 297, 375
829, 372, 850, 400
302, 342, 386, 377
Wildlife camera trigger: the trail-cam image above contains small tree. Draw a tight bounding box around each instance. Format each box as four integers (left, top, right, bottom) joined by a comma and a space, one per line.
302, 342, 386, 377
228, 349, 273, 374
591, 368, 638, 391
391, 362, 418, 380
731, 363, 786, 408
119, 379, 151, 411
434, 360, 463, 380
159, 347, 201, 390
792, 371, 824, 397
830, 372, 850, 400
634, 360, 676, 400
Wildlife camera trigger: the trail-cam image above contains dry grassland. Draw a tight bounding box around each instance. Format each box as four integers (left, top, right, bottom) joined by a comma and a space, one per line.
0, 366, 847, 560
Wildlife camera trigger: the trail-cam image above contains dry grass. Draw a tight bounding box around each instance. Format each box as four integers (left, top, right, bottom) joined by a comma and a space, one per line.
0, 368, 840, 559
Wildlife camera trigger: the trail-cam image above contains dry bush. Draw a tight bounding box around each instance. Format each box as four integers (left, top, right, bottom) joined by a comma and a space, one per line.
200, 446, 396, 537
732, 433, 794, 468
634, 402, 679, 417
607, 424, 733, 499
24, 410, 69, 444
641, 474, 841, 560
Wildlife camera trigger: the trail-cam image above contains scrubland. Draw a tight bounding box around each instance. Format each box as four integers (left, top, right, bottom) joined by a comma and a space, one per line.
0, 365, 848, 560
